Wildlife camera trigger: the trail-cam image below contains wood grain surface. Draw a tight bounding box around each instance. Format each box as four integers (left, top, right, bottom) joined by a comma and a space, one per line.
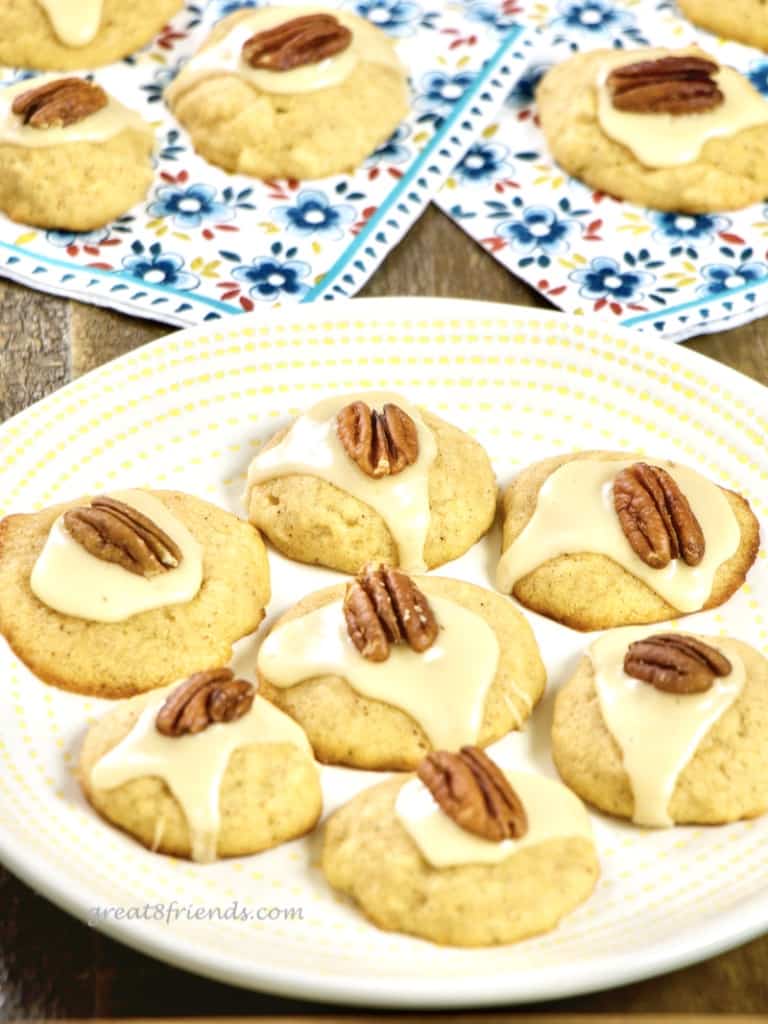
0, 207, 767, 1018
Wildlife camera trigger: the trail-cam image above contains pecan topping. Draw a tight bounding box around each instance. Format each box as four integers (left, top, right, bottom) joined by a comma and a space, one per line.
343, 563, 438, 662
242, 14, 352, 72
156, 668, 255, 736
624, 633, 732, 694
11, 77, 108, 129
418, 746, 528, 842
606, 55, 723, 115
613, 463, 705, 570
336, 400, 419, 478
63, 495, 183, 578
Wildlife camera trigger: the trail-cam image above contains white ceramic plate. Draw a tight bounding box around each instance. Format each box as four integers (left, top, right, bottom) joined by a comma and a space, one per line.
1, 297, 767, 1008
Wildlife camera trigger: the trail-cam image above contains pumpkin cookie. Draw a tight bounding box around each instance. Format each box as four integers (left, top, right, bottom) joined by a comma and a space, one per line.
677, 0, 768, 54
165, 7, 409, 180
0, 0, 183, 70
0, 489, 270, 697
246, 391, 497, 574
537, 47, 768, 212
80, 669, 321, 861
0, 76, 154, 231
322, 747, 599, 946
257, 567, 546, 770
552, 628, 768, 826
497, 451, 759, 630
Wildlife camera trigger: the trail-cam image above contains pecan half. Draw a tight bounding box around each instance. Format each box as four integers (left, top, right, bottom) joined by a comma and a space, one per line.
606, 55, 723, 115
63, 495, 183, 577
417, 746, 528, 841
336, 400, 419, 478
242, 14, 352, 72
11, 77, 108, 129
613, 463, 705, 570
343, 563, 438, 662
156, 668, 255, 736
624, 633, 732, 694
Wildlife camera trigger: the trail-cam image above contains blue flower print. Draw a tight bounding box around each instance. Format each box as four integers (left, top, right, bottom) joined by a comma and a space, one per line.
354, 0, 423, 36
141, 65, 178, 104
45, 227, 111, 248
496, 205, 578, 255
122, 243, 199, 290
507, 63, 551, 107
272, 189, 355, 239
570, 256, 653, 301
698, 261, 768, 297
748, 60, 768, 97
550, 0, 636, 36
232, 256, 311, 301
217, 0, 260, 14
464, 0, 518, 31
148, 184, 234, 229
650, 212, 729, 245
367, 124, 412, 165
417, 70, 476, 113
455, 141, 512, 185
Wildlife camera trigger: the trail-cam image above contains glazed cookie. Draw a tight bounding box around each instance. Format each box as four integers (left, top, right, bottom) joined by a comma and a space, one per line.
0, 0, 183, 70
246, 392, 497, 574
322, 746, 599, 946
0, 489, 270, 697
80, 669, 321, 861
537, 47, 768, 213
165, 8, 409, 180
257, 567, 546, 770
0, 77, 154, 231
552, 628, 768, 826
497, 451, 759, 630
677, 0, 768, 54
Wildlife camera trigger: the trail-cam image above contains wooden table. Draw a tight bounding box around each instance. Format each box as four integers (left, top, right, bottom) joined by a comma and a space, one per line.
1, 207, 767, 1017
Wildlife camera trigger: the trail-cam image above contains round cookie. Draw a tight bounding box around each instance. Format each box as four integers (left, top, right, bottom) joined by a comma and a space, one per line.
677, 0, 768, 53
0, 0, 183, 70
552, 634, 768, 825
322, 772, 599, 946
536, 47, 768, 213
0, 490, 271, 697
257, 575, 546, 771
80, 679, 321, 860
0, 76, 154, 231
499, 450, 759, 631
248, 407, 497, 574
165, 8, 409, 180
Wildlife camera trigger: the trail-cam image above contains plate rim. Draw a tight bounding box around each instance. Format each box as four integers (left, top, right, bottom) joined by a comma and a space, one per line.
1, 296, 767, 1007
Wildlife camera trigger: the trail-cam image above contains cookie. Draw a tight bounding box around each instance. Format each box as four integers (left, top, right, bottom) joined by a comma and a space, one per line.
537, 47, 768, 213
552, 628, 768, 826
165, 8, 409, 180
497, 451, 759, 631
80, 671, 321, 861
0, 489, 270, 697
677, 0, 768, 53
246, 392, 497, 574
0, 76, 154, 231
257, 570, 546, 770
0, 0, 183, 70
322, 749, 599, 946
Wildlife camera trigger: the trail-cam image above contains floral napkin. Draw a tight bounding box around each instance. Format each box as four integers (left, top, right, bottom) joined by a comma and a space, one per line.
436, 0, 768, 342
0, 0, 522, 325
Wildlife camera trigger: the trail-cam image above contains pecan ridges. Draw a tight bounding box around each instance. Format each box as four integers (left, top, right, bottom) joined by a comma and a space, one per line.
336, 400, 419, 478
417, 746, 528, 841
343, 563, 438, 662
12, 77, 108, 129
614, 462, 705, 570
624, 633, 732, 694
63, 495, 182, 577
607, 55, 723, 115
242, 14, 352, 72
156, 668, 255, 736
